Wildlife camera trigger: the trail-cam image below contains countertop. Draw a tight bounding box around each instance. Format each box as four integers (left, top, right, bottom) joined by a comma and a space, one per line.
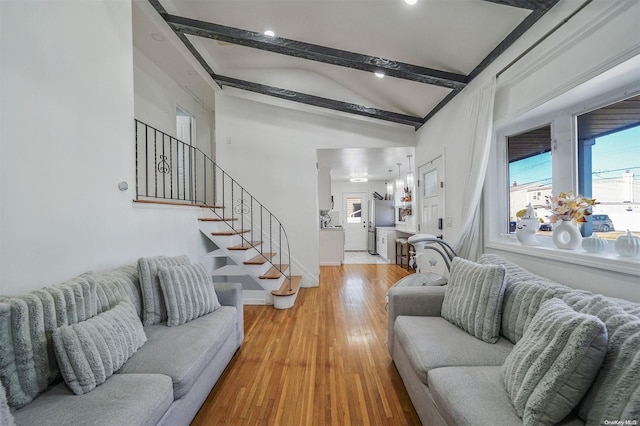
320, 226, 344, 231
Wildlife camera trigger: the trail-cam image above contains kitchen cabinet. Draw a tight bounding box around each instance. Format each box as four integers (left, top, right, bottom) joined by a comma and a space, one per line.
320, 228, 344, 266
376, 227, 397, 262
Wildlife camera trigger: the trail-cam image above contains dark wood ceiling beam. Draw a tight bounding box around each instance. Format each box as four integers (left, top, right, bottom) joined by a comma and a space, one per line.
162, 14, 467, 91
143, 9, 425, 129
479, 0, 558, 11
214, 75, 425, 129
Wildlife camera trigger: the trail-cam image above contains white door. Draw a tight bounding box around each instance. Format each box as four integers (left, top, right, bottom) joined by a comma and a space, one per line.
416, 156, 448, 275
343, 192, 367, 250
176, 108, 195, 201
419, 156, 444, 237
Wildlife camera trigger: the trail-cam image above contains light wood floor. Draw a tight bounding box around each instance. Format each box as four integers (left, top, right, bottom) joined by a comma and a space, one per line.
192, 264, 420, 425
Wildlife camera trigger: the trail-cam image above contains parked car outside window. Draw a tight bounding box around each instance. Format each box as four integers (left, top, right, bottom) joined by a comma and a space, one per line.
539, 222, 553, 231
592, 214, 615, 232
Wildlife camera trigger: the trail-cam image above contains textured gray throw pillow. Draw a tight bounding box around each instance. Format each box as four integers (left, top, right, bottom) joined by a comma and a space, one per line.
138, 255, 190, 326
441, 257, 507, 343
0, 375, 15, 426
158, 263, 221, 327
52, 301, 147, 395
502, 298, 608, 426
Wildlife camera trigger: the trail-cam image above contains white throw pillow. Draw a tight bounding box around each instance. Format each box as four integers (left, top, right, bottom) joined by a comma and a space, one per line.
52, 301, 147, 395
502, 298, 608, 426
441, 257, 507, 343
158, 263, 221, 327
137, 255, 190, 326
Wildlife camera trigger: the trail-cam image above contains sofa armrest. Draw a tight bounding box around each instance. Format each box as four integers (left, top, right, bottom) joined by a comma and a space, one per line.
214, 282, 244, 346
387, 286, 447, 355
214, 282, 243, 308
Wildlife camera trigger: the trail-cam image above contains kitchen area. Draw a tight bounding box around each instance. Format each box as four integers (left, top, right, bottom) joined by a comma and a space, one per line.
317, 148, 417, 266
319, 209, 345, 266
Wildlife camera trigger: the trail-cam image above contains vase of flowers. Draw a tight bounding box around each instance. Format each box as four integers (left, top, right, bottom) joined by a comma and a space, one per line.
546, 192, 595, 250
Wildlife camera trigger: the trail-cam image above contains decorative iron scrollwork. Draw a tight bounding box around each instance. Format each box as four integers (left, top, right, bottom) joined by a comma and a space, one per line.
157, 155, 171, 174
235, 199, 250, 215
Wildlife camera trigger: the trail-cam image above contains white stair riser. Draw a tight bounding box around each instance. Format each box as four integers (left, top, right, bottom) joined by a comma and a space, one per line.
273, 292, 298, 309
242, 262, 273, 276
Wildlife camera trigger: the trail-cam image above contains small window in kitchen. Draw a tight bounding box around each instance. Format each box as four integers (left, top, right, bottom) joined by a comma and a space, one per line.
346, 198, 362, 223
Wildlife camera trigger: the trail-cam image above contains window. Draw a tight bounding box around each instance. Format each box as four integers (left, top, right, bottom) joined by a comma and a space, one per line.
507, 125, 552, 233
486, 54, 640, 278
346, 198, 362, 223
577, 95, 640, 237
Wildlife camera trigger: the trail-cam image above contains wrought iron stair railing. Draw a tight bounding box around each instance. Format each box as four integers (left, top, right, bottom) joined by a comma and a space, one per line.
134, 119, 292, 291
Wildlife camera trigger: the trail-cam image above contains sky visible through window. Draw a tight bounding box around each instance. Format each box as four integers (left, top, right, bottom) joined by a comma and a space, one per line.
510, 125, 640, 187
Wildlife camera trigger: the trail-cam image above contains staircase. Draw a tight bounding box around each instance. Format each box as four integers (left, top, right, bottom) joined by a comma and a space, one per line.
134, 119, 301, 309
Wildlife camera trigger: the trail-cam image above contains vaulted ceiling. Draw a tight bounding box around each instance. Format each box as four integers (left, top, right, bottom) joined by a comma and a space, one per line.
138, 0, 560, 130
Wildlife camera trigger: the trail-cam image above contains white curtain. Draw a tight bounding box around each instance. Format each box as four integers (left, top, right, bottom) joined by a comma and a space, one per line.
453, 77, 496, 260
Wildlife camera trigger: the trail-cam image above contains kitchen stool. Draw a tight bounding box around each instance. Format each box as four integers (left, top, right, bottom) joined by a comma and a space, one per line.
396, 238, 409, 268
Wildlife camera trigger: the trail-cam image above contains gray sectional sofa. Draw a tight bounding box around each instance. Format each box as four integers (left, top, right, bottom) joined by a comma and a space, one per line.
388, 253, 640, 426
0, 256, 243, 426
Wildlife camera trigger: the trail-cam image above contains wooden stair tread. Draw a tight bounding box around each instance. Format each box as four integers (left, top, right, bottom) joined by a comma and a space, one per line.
198, 217, 237, 222
259, 265, 289, 279
134, 199, 222, 209
244, 253, 276, 265
212, 229, 250, 236
271, 276, 302, 297
227, 241, 262, 250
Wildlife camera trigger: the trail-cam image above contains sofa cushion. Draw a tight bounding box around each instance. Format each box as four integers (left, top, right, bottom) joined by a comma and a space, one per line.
441, 257, 507, 343
0, 273, 98, 409
52, 301, 147, 395
393, 316, 513, 385
12, 374, 173, 426
559, 293, 640, 424
503, 298, 608, 426
95, 265, 142, 319
0, 380, 15, 426
158, 263, 221, 326
117, 305, 237, 399
478, 254, 577, 344
138, 255, 190, 326
429, 366, 522, 426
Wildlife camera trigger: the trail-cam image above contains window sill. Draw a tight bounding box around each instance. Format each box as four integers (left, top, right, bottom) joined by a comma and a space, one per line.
486, 234, 640, 277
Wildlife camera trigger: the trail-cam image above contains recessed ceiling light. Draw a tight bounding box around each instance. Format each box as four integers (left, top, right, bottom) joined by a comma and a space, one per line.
264, 30, 275, 37
405, 0, 418, 4
151, 33, 165, 42
374, 71, 385, 79
350, 177, 368, 183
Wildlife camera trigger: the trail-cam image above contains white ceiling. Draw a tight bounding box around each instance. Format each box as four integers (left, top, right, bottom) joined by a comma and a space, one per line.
132, 0, 558, 183
317, 147, 416, 182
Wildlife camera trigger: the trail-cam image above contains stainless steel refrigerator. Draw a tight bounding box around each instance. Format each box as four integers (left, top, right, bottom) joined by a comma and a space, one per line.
367, 199, 395, 254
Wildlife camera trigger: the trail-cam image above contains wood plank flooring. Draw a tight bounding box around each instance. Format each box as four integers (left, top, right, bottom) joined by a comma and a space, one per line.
192, 264, 420, 425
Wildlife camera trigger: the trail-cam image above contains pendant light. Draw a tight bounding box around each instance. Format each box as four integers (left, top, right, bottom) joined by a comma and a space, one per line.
386, 169, 393, 198
406, 155, 414, 188
396, 163, 404, 195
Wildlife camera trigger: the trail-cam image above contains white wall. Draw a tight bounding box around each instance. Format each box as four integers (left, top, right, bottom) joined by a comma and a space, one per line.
0, 1, 210, 295
415, 0, 640, 301
133, 47, 215, 158
214, 92, 415, 285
